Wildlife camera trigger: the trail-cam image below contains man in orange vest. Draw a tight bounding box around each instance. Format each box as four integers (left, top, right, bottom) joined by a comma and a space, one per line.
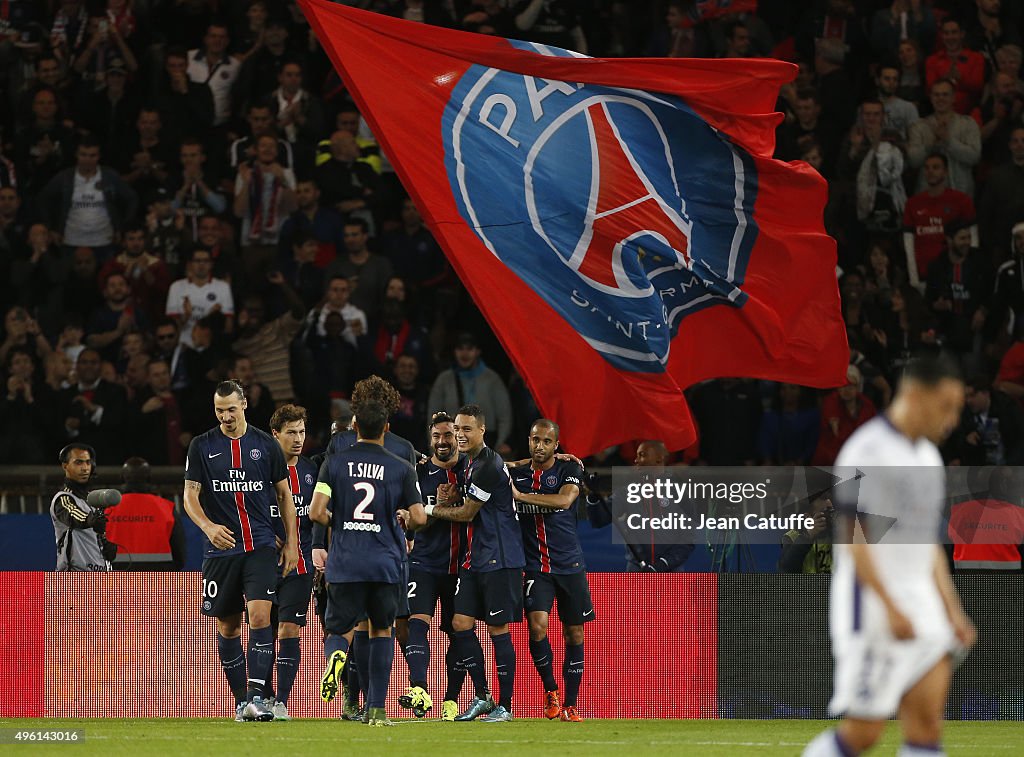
948, 467, 1024, 571
106, 457, 184, 570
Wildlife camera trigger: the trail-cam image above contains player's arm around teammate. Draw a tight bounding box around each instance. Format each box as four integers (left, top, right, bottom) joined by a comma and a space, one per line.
425, 406, 525, 722
426, 492, 482, 522
512, 484, 578, 509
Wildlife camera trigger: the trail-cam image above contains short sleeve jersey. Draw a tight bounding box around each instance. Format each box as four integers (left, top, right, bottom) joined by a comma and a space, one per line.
412, 454, 467, 575
461, 446, 525, 572
185, 426, 288, 558
832, 416, 947, 627
511, 459, 585, 574
319, 441, 423, 584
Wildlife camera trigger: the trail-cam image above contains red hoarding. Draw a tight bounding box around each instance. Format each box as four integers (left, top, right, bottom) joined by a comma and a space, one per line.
1, 572, 716, 719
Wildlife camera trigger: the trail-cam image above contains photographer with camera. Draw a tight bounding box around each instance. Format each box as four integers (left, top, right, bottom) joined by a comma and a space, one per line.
778, 495, 834, 574
584, 440, 695, 572
948, 376, 1024, 465
50, 444, 119, 572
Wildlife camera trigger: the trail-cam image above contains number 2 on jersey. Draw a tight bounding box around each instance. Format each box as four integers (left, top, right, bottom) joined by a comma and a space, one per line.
353, 482, 375, 521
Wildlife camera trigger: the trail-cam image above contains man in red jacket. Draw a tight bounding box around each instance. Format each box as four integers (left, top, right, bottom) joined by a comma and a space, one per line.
926, 17, 985, 116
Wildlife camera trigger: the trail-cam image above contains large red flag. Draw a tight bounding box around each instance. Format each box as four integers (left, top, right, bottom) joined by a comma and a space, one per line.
299, 0, 847, 456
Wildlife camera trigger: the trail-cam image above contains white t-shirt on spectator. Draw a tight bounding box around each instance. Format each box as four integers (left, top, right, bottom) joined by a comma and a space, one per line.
312, 302, 367, 347
187, 50, 240, 127
64, 169, 113, 247
165, 277, 234, 346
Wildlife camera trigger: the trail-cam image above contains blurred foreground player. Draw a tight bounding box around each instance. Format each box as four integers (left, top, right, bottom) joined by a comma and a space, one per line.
267, 404, 318, 720
399, 411, 468, 721
510, 420, 592, 722
183, 380, 298, 722
310, 401, 426, 727
425, 404, 525, 722
803, 356, 977, 757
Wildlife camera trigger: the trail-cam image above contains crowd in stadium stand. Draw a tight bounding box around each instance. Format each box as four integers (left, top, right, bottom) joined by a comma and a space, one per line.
3, 0, 1024, 469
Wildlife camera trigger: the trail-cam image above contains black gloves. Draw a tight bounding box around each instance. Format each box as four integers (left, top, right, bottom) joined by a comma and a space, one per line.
85, 509, 107, 532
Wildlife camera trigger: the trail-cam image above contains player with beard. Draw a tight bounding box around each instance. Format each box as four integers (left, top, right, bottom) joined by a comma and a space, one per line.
424, 404, 525, 722
398, 411, 469, 721
508, 419, 592, 722
183, 380, 297, 722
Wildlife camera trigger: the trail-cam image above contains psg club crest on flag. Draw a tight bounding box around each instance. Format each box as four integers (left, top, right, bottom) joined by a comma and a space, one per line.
299, 0, 848, 455
444, 58, 757, 371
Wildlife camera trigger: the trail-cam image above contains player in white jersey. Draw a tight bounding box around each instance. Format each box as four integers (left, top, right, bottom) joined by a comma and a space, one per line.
804, 356, 977, 757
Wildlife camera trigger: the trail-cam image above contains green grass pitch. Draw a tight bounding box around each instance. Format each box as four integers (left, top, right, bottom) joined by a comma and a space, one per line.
2, 718, 1021, 756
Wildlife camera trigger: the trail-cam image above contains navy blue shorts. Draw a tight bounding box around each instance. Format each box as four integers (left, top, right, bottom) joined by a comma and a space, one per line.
325, 581, 402, 634
274, 572, 315, 626
407, 567, 458, 633
201, 547, 278, 618
524, 570, 595, 625
453, 567, 523, 626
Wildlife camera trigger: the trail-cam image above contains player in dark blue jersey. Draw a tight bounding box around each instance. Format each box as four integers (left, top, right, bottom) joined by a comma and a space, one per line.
328, 424, 420, 465
314, 376, 421, 721
397, 411, 469, 721
328, 415, 418, 719
310, 400, 426, 727
183, 380, 297, 723
509, 419, 593, 723
424, 404, 525, 723
265, 404, 317, 721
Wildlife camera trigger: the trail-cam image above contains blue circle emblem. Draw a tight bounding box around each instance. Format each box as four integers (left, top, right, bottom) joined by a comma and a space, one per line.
443, 59, 759, 372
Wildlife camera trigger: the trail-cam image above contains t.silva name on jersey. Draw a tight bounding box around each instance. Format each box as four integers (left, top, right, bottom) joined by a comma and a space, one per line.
348, 462, 386, 480
314, 461, 389, 533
